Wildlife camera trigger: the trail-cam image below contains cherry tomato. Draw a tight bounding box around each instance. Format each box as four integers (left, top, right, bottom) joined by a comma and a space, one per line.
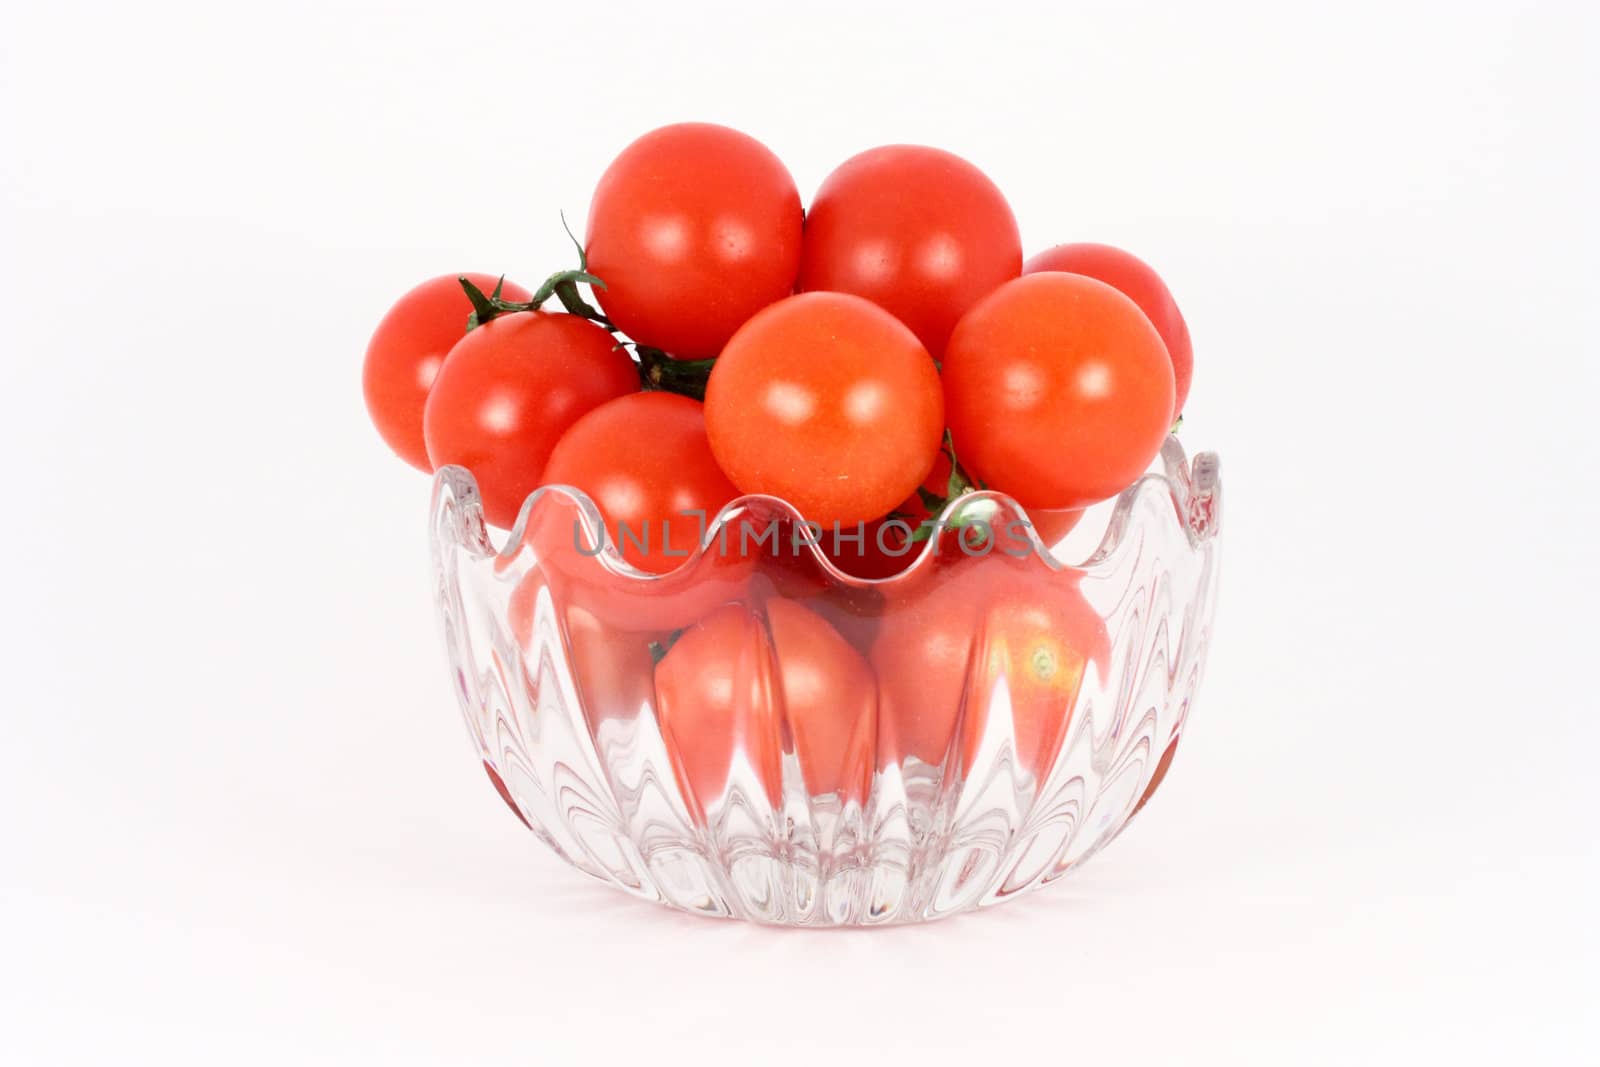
765, 598, 877, 802
797, 145, 1021, 357
1025, 243, 1193, 417
654, 599, 876, 820
704, 291, 943, 526
586, 123, 803, 360
362, 273, 533, 471
422, 312, 638, 529
871, 556, 1108, 777
542, 392, 738, 575
943, 273, 1175, 511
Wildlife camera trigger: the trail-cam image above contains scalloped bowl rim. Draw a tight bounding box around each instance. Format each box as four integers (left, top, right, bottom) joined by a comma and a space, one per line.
432, 434, 1220, 588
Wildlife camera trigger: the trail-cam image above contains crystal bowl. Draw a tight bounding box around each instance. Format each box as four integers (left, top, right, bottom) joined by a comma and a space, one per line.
430, 437, 1221, 926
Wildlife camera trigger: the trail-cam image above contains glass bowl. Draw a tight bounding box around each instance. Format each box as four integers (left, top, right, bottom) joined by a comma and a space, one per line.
429, 436, 1221, 926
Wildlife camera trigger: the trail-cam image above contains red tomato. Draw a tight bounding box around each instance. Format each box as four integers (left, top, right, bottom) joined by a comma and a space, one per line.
362, 273, 533, 471
943, 273, 1175, 511
586, 123, 803, 359
704, 292, 944, 526
871, 556, 1108, 777
765, 598, 877, 802
1025, 243, 1193, 417
797, 145, 1021, 357
422, 312, 638, 529
542, 392, 738, 575
654, 599, 876, 820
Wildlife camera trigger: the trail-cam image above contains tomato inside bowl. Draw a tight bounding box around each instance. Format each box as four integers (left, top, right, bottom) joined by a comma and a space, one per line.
430, 436, 1220, 925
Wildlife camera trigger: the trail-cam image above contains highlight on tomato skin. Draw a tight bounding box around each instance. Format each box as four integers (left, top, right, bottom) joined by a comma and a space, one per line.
422, 311, 638, 529
362, 273, 533, 472
798, 144, 1022, 358
1024, 242, 1194, 417
653, 599, 876, 823
585, 122, 804, 360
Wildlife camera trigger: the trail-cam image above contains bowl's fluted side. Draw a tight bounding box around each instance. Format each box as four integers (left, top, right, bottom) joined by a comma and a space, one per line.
430, 437, 1220, 925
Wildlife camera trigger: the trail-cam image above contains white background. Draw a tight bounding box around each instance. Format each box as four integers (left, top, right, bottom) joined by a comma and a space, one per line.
3, 1, 1596, 1063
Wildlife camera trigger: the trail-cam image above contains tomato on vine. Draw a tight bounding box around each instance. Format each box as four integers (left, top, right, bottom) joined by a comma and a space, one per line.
362, 273, 533, 471
585, 123, 803, 360
422, 310, 637, 529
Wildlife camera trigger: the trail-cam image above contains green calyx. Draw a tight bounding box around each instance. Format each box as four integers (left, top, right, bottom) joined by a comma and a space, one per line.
903, 431, 989, 544
464, 213, 715, 401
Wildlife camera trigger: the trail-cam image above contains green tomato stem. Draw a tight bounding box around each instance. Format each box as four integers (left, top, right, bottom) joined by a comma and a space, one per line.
636, 345, 714, 401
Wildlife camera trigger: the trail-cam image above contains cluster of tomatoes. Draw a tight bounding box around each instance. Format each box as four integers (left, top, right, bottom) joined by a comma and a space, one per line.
363, 122, 1192, 813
